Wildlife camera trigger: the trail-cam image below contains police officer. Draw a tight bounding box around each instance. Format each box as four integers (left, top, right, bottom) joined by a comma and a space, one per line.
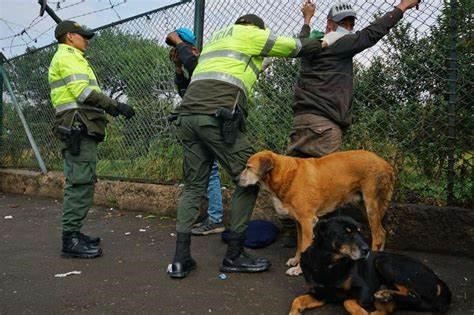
166, 28, 226, 236
49, 20, 135, 258
167, 14, 341, 278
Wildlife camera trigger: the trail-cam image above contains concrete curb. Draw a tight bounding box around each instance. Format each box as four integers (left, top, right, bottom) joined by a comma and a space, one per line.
1, 168, 472, 257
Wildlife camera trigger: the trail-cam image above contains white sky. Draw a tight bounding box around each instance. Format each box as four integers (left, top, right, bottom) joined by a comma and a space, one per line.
0, 0, 178, 58
0, 0, 440, 60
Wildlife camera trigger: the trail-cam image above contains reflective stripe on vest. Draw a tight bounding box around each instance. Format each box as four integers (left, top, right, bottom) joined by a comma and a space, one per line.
190, 71, 248, 98
192, 30, 286, 95
290, 39, 303, 57
77, 87, 94, 103
260, 31, 277, 56
50, 73, 98, 89
198, 50, 260, 77
55, 102, 104, 114
260, 30, 302, 57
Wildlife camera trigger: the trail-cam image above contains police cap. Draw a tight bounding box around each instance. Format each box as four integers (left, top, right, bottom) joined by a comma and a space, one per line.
55, 20, 95, 40
235, 14, 265, 30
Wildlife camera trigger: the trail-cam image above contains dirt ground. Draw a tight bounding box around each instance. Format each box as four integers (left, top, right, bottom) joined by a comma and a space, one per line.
0, 192, 473, 315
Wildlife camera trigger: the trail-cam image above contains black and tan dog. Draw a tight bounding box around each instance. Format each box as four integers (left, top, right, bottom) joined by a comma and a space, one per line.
289, 216, 452, 315
238, 150, 394, 275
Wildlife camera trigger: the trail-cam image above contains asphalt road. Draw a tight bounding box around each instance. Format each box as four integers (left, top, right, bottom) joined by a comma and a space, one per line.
0, 192, 473, 315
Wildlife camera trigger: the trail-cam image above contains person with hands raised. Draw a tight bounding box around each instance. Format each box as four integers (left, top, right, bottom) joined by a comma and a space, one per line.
280, 0, 422, 247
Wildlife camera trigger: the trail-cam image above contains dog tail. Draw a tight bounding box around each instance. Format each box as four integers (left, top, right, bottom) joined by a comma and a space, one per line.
433, 279, 452, 314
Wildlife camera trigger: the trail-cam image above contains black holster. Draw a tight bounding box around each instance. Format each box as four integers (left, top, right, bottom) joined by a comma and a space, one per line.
215, 107, 245, 145
57, 125, 82, 156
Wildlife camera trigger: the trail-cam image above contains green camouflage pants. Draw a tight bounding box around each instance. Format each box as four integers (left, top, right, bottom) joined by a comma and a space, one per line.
62, 137, 98, 232
175, 114, 259, 234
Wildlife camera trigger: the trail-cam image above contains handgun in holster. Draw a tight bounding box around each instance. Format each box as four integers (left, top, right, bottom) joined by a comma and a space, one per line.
56, 124, 83, 156
215, 106, 245, 145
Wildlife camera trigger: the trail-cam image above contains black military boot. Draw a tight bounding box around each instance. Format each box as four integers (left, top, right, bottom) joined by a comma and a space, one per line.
167, 232, 196, 279
220, 231, 271, 273
78, 232, 101, 247
62, 231, 103, 258
280, 217, 297, 248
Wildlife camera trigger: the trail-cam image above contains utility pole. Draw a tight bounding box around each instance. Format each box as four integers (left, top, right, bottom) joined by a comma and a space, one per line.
38, 0, 62, 24
193, 0, 205, 50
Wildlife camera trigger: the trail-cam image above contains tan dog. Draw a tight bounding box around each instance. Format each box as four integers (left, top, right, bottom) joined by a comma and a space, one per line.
239, 150, 394, 276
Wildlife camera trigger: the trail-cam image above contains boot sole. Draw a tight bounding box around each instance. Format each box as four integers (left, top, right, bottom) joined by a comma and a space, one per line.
168, 264, 196, 279
191, 227, 225, 236
219, 265, 270, 273
61, 251, 103, 259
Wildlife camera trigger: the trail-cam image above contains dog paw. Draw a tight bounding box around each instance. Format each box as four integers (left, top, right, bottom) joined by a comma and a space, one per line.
286, 257, 300, 267
286, 265, 303, 276
374, 290, 393, 303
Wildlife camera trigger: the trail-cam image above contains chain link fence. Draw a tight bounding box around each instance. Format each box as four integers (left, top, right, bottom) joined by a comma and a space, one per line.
1, 0, 472, 207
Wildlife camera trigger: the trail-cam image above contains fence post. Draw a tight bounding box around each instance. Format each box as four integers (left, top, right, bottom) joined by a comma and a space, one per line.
194, 0, 205, 50
0, 62, 48, 174
446, 0, 458, 205
0, 54, 4, 151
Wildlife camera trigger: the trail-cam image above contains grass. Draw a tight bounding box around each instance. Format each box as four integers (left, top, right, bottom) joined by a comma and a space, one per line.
2, 148, 472, 208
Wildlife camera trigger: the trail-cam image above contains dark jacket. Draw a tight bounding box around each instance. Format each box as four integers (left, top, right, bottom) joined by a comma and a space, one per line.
294, 7, 404, 129
174, 42, 199, 97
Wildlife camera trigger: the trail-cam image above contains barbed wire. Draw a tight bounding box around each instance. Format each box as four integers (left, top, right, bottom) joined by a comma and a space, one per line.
56, 0, 87, 11
67, 0, 126, 20
0, 14, 50, 42
0, 0, 126, 57
0, 0, 91, 43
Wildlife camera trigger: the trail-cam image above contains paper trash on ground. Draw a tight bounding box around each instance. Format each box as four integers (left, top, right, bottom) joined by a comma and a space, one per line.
54, 271, 82, 278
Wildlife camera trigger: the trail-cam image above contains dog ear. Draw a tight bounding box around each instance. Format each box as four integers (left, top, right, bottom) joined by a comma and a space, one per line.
259, 156, 273, 175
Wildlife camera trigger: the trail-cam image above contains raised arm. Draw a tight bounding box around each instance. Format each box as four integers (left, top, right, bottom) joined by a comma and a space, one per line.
332, 0, 421, 57
299, 0, 315, 39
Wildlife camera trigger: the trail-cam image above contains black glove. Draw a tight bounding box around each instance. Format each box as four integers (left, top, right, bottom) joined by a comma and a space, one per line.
116, 102, 135, 119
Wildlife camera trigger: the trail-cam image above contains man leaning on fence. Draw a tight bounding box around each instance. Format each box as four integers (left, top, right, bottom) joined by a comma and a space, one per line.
48, 21, 135, 259
166, 13, 343, 279
290, 0, 421, 156
279, 0, 423, 246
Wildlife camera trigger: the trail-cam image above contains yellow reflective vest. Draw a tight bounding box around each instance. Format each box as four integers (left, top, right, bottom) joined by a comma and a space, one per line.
49, 44, 108, 138
191, 24, 302, 98
49, 44, 103, 113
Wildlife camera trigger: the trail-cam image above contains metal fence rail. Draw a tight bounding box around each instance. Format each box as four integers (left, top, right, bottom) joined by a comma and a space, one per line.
0, 0, 472, 207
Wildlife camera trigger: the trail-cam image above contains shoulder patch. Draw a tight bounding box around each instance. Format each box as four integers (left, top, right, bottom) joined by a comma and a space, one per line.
66, 47, 75, 53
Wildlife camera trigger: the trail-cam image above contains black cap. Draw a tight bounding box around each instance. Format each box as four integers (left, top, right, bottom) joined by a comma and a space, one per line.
54, 20, 95, 40
235, 14, 265, 30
